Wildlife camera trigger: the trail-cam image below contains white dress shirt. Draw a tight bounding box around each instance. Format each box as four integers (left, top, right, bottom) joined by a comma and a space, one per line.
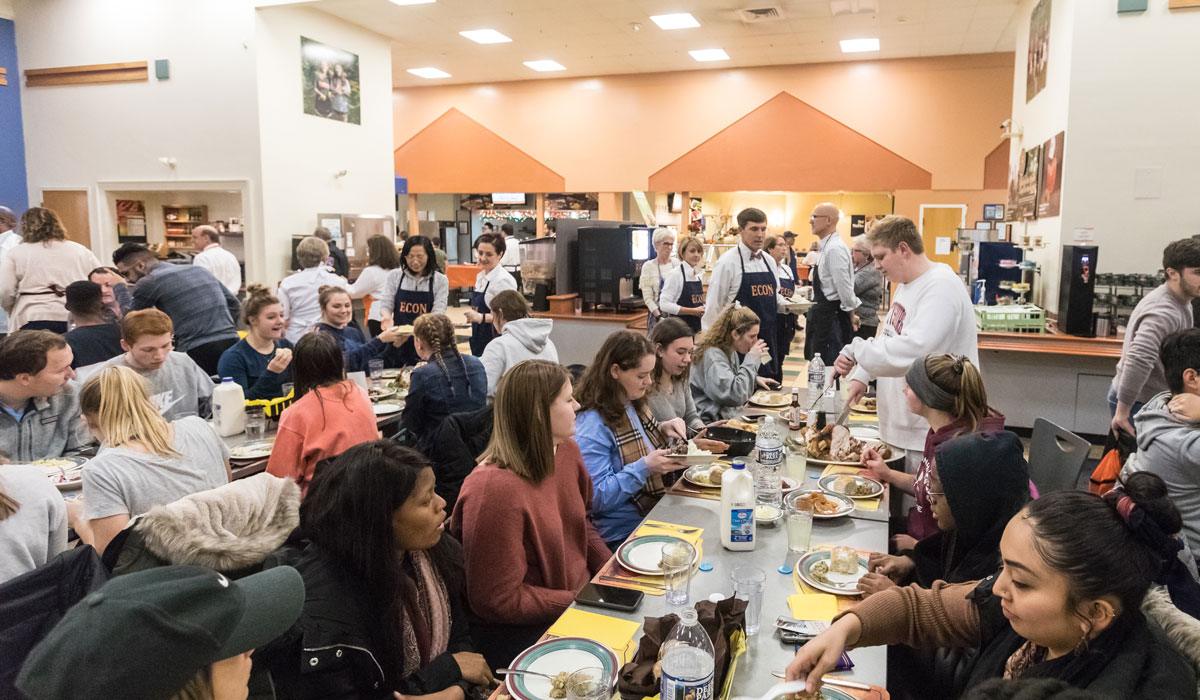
701, 241, 789, 330
475, 265, 518, 308
639, 258, 677, 315
815, 234, 860, 313
347, 265, 393, 322
0, 230, 19, 330
277, 266, 348, 344
659, 263, 704, 315
192, 244, 241, 296
500, 236, 522, 271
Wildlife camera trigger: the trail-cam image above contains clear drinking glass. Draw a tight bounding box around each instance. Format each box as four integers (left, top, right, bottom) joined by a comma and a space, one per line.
368, 358, 385, 380
244, 409, 267, 441
730, 566, 766, 635
786, 498, 814, 554
660, 540, 696, 606
565, 667, 609, 700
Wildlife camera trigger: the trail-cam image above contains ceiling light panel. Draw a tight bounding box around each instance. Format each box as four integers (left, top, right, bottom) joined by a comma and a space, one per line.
689, 48, 730, 62
388, 0, 436, 5
840, 38, 880, 53
407, 67, 451, 79
524, 60, 566, 72
460, 29, 512, 44
650, 13, 700, 30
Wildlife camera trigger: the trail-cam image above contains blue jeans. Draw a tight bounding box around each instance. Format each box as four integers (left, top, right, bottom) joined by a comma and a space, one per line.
1107, 386, 1145, 419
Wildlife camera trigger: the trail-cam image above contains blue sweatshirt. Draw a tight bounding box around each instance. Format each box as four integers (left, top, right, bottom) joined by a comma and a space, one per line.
216, 338, 294, 400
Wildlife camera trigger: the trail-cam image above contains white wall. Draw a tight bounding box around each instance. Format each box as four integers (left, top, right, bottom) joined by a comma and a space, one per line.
254, 5, 395, 281
0, 0, 14, 20
14, 0, 263, 263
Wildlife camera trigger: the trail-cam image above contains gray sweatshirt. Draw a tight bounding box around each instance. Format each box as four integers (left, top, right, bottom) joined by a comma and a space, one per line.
1112, 284, 1195, 406
854, 264, 884, 326
0, 465, 68, 584
690, 347, 761, 423
82, 352, 214, 421
1126, 391, 1200, 560
647, 380, 705, 435
0, 381, 92, 462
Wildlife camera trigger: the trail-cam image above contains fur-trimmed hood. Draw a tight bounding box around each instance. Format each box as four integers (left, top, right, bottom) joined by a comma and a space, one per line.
133, 473, 300, 571
1142, 585, 1200, 696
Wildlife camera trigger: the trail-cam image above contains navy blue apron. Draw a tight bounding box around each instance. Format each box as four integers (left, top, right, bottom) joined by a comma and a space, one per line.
776, 266, 798, 362
674, 265, 704, 334
804, 247, 854, 366
392, 272, 434, 367
735, 250, 780, 382
469, 276, 494, 356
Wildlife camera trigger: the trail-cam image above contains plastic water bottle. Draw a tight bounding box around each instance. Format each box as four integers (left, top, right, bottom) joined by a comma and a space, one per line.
212, 377, 246, 437
807, 355, 825, 423
660, 608, 716, 700
755, 416, 784, 515
720, 459, 756, 551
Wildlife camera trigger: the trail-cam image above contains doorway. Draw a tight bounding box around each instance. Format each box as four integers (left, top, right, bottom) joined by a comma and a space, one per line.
41, 189, 90, 248
918, 204, 966, 269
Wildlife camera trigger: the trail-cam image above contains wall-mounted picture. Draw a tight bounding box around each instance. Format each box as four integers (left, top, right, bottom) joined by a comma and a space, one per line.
1027, 0, 1051, 102
1012, 145, 1042, 221
301, 36, 360, 124
983, 203, 1005, 221
1038, 131, 1065, 219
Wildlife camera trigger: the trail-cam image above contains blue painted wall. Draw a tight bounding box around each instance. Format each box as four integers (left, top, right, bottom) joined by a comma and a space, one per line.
0, 18, 29, 212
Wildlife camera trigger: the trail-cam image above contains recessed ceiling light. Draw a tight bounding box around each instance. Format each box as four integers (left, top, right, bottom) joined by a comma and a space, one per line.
689, 48, 730, 62
388, 0, 436, 5
460, 29, 512, 44
407, 67, 451, 79
650, 12, 700, 30
840, 38, 880, 53
524, 60, 566, 72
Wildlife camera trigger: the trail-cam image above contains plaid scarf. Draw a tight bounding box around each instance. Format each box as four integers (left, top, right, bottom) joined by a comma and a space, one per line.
608, 405, 672, 515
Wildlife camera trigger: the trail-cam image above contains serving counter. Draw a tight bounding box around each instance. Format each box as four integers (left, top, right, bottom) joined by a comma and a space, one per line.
532, 308, 650, 366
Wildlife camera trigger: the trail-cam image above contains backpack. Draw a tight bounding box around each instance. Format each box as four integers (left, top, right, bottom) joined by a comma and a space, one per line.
1089, 428, 1137, 495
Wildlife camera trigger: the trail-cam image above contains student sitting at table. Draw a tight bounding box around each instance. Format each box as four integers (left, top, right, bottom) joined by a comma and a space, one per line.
647, 318, 729, 452
314, 286, 405, 373
259, 441, 494, 700
480, 290, 558, 397
377, 235, 449, 366
0, 463, 67, 585
399, 313, 486, 449
575, 330, 688, 548
786, 472, 1200, 699
63, 280, 123, 370
858, 354, 1005, 549
71, 366, 230, 554
0, 330, 91, 462
689, 305, 774, 423
857, 431, 1030, 596
217, 284, 294, 400
266, 332, 378, 497
452, 360, 611, 669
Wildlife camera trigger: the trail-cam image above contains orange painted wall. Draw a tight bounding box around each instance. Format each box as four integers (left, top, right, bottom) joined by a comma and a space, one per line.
393, 53, 1014, 192
894, 189, 1008, 229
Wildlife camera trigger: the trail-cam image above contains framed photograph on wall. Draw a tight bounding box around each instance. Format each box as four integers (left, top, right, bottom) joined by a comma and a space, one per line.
983, 203, 1005, 220
1038, 131, 1065, 218
301, 37, 361, 125
1027, 0, 1051, 102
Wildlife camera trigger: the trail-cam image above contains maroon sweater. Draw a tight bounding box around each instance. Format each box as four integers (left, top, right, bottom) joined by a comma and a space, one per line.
908, 411, 1007, 541
451, 438, 612, 626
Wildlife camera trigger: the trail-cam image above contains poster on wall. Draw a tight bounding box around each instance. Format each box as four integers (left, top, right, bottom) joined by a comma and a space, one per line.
851, 215, 866, 237
1038, 131, 1065, 218
1010, 145, 1042, 221
1026, 0, 1051, 103
301, 37, 360, 125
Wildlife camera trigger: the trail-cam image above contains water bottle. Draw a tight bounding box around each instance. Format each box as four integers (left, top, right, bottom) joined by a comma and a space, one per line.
720, 459, 756, 551
755, 416, 783, 516
660, 608, 716, 700
807, 355, 825, 423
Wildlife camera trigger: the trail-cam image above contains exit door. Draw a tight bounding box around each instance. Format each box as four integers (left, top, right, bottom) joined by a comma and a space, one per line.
919, 205, 966, 269
41, 189, 91, 249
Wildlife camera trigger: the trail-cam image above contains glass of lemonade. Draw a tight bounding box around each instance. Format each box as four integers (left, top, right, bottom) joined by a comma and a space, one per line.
786, 497, 814, 554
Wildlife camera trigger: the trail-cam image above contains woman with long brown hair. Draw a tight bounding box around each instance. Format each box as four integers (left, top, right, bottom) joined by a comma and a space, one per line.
315, 285, 404, 372
217, 284, 294, 399
348, 234, 402, 337
0, 207, 101, 333
647, 318, 728, 453
574, 329, 688, 546
689, 305, 774, 422
453, 360, 610, 667
398, 313, 486, 447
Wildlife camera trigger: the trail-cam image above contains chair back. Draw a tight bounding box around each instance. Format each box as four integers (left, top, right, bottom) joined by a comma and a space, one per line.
1028, 417, 1092, 493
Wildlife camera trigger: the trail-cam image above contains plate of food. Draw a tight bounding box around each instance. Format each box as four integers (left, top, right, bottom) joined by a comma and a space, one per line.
773, 684, 857, 700
819, 474, 884, 500
785, 489, 854, 519
749, 391, 790, 408
780, 476, 801, 494
31, 457, 87, 491
393, 324, 415, 335
724, 418, 759, 433
373, 402, 402, 416
377, 368, 404, 379
228, 440, 275, 460
505, 637, 619, 700
368, 387, 397, 402
802, 424, 895, 466
668, 437, 722, 465
682, 464, 727, 489
615, 534, 696, 576
850, 397, 877, 414
795, 548, 869, 596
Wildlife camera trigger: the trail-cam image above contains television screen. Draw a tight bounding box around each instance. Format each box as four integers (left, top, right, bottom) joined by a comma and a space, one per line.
630, 228, 651, 261
492, 193, 526, 205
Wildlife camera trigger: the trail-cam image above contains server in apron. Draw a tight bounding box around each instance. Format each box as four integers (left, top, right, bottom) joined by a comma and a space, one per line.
658, 235, 707, 334
803, 204, 859, 366
464, 232, 518, 356
379, 236, 449, 366
735, 249, 783, 383
767, 234, 799, 360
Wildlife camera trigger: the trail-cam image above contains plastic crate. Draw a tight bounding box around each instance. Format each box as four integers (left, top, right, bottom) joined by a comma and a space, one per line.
974, 304, 1045, 334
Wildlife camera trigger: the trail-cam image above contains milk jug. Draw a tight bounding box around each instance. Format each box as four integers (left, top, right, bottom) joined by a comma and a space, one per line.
212, 377, 246, 437
720, 459, 756, 551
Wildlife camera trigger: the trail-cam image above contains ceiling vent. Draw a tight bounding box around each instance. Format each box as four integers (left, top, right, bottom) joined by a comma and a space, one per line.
830, 0, 878, 16
739, 7, 785, 23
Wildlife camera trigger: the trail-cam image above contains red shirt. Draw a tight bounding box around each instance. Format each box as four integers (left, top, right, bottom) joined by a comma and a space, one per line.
266, 381, 379, 496
451, 438, 612, 626
908, 411, 1007, 541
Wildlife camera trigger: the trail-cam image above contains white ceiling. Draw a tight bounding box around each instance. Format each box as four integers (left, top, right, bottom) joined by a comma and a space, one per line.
311, 0, 1021, 88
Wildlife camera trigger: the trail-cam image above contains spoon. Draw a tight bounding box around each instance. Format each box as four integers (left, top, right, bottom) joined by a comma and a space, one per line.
731, 680, 808, 700
497, 668, 557, 681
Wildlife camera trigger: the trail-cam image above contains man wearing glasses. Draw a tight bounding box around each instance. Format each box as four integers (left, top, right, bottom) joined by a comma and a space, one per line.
804, 204, 860, 367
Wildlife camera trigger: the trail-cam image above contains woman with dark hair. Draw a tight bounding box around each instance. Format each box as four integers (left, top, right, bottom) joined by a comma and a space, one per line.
260, 441, 492, 700
378, 235, 449, 366
646, 318, 727, 451
399, 313, 486, 448
349, 235, 402, 337
217, 284, 295, 399
63, 280, 123, 369
266, 332, 378, 497
574, 330, 688, 547
463, 233, 517, 356
315, 286, 404, 372
787, 471, 1200, 698
0, 207, 101, 333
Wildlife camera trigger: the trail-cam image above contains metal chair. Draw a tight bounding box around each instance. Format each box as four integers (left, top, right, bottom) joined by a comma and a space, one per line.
1028, 417, 1093, 494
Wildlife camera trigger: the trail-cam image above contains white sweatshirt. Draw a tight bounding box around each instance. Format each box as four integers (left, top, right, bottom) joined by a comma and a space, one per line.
843, 262, 978, 452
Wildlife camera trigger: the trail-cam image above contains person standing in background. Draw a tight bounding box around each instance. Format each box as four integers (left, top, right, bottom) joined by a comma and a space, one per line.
782, 230, 800, 281
189, 224, 241, 296
499, 222, 523, 291
347, 234, 401, 337
463, 233, 517, 356
1109, 238, 1200, 436
804, 203, 859, 366
639, 227, 677, 332
0, 208, 101, 334
313, 226, 350, 279
767, 234, 799, 360
0, 207, 19, 336
278, 236, 347, 345
852, 235, 884, 340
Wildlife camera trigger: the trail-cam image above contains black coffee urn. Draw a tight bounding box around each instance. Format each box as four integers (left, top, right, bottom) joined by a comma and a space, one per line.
1058, 245, 1098, 337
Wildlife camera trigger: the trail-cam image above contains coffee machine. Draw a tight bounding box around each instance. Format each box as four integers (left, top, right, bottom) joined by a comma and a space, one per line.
1058, 245, 1099, 336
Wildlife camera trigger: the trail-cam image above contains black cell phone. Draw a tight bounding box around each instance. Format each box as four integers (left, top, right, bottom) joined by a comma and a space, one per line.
574, 583, 644, 612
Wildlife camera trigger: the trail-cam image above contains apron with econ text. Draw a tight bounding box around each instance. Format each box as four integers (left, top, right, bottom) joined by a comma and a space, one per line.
392, 272, 434, 367
776, 266, 798, 360
469, 277, 494, 356
735, 251, 780, 382
673, 265, 704, 334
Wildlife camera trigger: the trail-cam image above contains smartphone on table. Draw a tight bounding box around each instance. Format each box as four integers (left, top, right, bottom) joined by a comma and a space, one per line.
574, 583, 644, 612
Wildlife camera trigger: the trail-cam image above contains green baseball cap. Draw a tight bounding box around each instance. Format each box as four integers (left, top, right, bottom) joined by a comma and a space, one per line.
17, 564, 305, 700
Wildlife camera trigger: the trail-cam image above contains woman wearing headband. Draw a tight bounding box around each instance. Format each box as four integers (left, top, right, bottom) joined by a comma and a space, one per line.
860, 354, 1004, 549
787, 471, 1200, 698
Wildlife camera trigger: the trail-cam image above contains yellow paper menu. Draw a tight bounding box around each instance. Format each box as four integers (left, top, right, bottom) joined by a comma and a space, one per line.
547, 608, 641, 664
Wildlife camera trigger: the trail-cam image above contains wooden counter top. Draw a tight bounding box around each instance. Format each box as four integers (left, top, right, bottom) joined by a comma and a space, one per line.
978, 330, 1123, 358
532, 308, 649, 324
